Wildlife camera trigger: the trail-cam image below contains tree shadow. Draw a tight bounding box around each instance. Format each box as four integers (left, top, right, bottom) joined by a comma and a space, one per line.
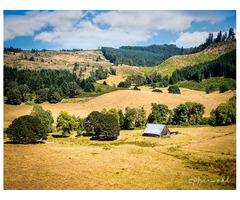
90, 136, 117, 141
51, 134, 69, 138
4, 141, 45, 144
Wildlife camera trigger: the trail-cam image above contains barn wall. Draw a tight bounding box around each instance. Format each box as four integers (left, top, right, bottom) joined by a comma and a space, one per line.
161, 126, 171, 137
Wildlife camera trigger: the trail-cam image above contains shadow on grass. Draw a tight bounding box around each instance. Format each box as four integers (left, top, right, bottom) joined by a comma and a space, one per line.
90, 136, 117, 141
4, 141, 45, 144
51, 134, 69, 138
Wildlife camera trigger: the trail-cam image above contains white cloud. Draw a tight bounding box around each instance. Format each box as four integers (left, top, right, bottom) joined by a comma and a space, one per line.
4, 10, 234, 49
34, 22, 151, 49
171, 30, 231, 47
4, 10, 85, 40
93, 10, 193, 33
172, 32, 210, 47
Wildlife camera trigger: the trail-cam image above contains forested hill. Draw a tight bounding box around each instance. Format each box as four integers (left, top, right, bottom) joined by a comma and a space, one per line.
101, 44, 190, 67
152, 39, 236, 76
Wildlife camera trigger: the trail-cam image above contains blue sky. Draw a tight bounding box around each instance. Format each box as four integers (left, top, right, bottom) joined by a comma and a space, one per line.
4, 10, 236, 50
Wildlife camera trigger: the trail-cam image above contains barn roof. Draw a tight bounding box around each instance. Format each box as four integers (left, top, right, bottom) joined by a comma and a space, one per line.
144, 123, 166, 136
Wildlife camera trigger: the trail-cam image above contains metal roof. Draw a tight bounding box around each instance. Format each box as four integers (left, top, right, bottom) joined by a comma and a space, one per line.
144, 123, 166, 136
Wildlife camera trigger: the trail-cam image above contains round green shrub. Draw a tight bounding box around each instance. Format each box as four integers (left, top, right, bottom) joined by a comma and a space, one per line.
6, 115, 48, 143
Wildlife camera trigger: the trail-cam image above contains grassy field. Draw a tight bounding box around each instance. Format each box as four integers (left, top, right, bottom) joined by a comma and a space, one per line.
3, 88, 235, 127
4, 125, 236, 190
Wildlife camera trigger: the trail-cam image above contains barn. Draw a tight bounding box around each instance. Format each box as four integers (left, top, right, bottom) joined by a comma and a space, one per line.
142, 123, 171, 137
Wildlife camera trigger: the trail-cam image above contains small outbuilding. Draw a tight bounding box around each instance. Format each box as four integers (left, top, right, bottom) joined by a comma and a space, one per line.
143, 123, 171, 137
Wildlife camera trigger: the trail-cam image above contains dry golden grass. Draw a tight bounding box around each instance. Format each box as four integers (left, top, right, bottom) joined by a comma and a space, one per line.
4, 89, 235, 128
4, 125, 236, 190
4, 50, 111, 72
97, 75, 126, 86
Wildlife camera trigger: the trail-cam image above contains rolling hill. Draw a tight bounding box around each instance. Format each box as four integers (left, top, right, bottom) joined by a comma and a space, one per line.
151, 39, 236, 77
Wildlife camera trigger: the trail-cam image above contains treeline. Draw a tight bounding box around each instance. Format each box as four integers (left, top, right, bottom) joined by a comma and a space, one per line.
4, 46, 22, 52
118, 73, 169, 88
169, 49, 236, 85
179, 28, 236, 55
6, 96, 236, 144
102, 44, 180, 67
102, 28, 235, 67
4, 66, 96, 104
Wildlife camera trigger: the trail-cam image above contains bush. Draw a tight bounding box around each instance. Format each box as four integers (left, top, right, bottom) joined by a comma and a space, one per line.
66, 82, 80, 98
35, 89, 48, 103
201, 117, 209, 125
6, 88, 22, 105
57, 111, 76, 136
168, 86, 181, 94
30, 105, 54, 133
171, 102, 205, 126
152, 89, 163, 93
148, 103, 171, 124
205, 84, 215, 94
209, 103, 236, 126
219, 84, 229, 93
6, 115, 48, 143
85, 111, 120, 140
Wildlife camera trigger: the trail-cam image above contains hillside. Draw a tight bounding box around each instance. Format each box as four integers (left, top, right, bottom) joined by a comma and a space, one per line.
152, 39, 236, 77
101, 44, 181, 67
4, 49, 112, 78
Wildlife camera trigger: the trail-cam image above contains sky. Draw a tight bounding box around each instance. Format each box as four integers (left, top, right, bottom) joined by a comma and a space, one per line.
3, 10, 236, 50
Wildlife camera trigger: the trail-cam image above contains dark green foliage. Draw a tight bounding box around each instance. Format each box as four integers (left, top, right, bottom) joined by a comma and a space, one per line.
168, 86, 181, 94
4, 66, 90, 104
123, 107, 137, 130
151, 83, 156, 89
228, 28, 235, 39
135, 107, 147, 128
209, 96, 236, 126
98, 114, 120, 140
48, 86, 62, 103
205, 84, 215, 94
201, 117, 210, 125
4, 81, 18, 95
18, 84, 29, 102
103, 81, 107, 85
90, 66, 109, 81
85, 111, 120, 140
6, 115, 48, 144
152, 89, 163, 93
29, 56, 35, 61
169, 49, 236, 84
84, 111, 102, 136
84, 81, 95, 92
171, 102, 205, 126
6, 88, 22, 105
102, 44, 182, 67
35, 89, 48, 103
30, 105, 54, 133
219, 84, 229, 93
133, 85, 141, 90
4, 46, 22, 52
73, 62, 79, 72
118, 80, 131, 88
110, 67, 116, 75
209, 103, 236, 126
148, 103, 171, 124
118, 109, 125, 130
66, 81, 80, 98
